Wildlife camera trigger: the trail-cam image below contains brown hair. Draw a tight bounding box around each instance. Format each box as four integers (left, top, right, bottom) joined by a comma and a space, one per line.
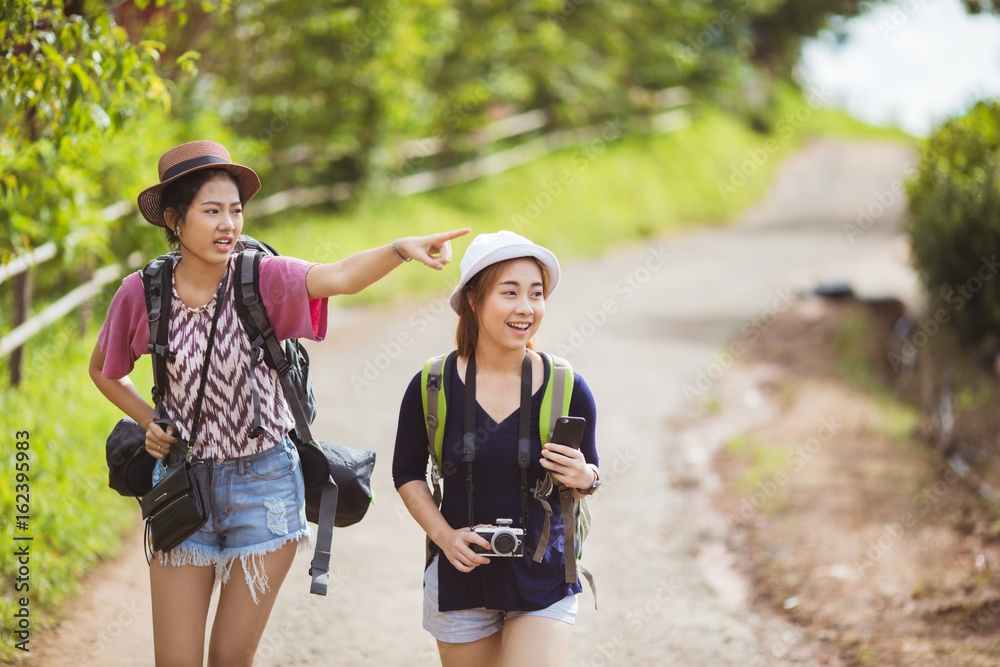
455, 256, 550, 358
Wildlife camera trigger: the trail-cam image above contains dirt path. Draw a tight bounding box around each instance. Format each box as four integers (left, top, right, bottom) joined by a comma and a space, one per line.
30, 138, 917, 666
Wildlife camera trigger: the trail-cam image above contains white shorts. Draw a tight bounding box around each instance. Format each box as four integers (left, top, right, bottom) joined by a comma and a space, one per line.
422, 554, 579, 643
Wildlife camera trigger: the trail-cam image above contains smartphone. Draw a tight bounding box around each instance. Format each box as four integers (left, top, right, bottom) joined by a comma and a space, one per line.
549, 416, 586, 449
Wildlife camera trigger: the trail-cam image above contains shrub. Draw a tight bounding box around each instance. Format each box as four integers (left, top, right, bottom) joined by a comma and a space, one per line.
907, 100, 1000, 344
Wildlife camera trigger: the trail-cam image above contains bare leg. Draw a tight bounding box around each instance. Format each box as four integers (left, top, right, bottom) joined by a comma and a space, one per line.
437, 631, 503, 667
500, 615, 573, 667
150, 556, 215, 666
206, 541, 297, 667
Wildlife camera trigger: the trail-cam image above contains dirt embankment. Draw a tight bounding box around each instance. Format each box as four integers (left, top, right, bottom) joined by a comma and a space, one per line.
708, 297, 1000, 666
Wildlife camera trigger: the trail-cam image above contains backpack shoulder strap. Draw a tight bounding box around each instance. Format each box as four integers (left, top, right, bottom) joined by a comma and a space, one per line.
420, 351, 455, 563
233, 248, 303, 440
233, 249, 291, 374
421, 352, 454, 497
531, 352, 592, 599
142, 253, 177, 410
538, 352, 575, 454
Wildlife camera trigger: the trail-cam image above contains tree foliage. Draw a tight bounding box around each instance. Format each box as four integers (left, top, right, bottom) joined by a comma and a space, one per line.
1, 0, 905, 260
174, 0, 886, 196
907, 101, 1000, 344
0, 0, 207, 262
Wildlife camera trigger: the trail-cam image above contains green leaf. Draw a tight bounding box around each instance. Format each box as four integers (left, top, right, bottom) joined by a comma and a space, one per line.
175, 50, 201, 64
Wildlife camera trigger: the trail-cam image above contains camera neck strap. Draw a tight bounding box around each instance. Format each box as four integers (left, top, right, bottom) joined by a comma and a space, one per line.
463, 350, 532, 530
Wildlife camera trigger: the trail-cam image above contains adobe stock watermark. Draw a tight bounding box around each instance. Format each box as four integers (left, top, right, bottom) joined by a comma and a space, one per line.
78, 600, 143, 666
715, 85, 834, 202
725, 417, 842, 529
349, 288, 454, 395
887, 255, 1000, 372
878, 0, 930, 40
748, 628, 806, 666
964, 587, 1000, 633
341, 1, 404, 62
510, 118, 627, 233
255, 568, 350, 661
587, 577, 687, 667
549, 244, 671, 357
548, 0, 586, 22
852, 465, 961, 574
253, 109, 293, 144
676, 1, 753, 65
382, 74, 505, 190
682, 287, 798, 401
843, 157, 918, 243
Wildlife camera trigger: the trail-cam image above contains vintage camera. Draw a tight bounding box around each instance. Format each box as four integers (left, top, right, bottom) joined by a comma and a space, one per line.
470, 519, 524, 557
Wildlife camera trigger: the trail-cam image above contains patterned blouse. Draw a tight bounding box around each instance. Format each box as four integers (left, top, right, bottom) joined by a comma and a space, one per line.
97, 253, 328, 459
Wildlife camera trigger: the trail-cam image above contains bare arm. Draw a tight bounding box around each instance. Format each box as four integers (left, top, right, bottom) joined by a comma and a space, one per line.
306, 229, 469, 299
397, 479, 490, 572
88, 343, 176, 459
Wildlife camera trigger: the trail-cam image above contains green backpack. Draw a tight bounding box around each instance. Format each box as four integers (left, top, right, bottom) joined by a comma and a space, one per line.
420, 351, 594, 598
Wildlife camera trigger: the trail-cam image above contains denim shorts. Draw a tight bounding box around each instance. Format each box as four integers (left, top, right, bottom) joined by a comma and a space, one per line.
422, 554, 579, 643
151, 437, 312, 602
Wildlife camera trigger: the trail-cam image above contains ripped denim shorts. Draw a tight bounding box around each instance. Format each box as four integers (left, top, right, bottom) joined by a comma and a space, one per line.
151, 436, 312, 602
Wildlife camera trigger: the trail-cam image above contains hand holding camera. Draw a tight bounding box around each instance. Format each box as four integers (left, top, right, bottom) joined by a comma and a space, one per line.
470, 519, 525, 557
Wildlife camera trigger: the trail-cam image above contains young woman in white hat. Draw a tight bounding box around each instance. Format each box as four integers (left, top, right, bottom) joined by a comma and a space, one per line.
393, 230, 600, 666
89, 140, 468, 666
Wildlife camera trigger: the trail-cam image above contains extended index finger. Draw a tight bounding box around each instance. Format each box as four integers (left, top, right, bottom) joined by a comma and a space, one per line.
433, 227, 470, 244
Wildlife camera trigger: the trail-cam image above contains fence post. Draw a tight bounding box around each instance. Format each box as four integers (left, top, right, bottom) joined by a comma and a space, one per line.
11, 270, 31, 387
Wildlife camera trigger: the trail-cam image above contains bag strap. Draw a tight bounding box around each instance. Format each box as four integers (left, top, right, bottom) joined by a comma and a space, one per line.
461, 351, 531, 531
539, 352, 574, 455
141, 255, 228, 460
421, 352, 452, 508
233, 249, 294, 440
230, 250, 335, 596
517, 353, 532, 535
143, 254, 177, 417
531, 353, 576, 560
181, 269, 229, 461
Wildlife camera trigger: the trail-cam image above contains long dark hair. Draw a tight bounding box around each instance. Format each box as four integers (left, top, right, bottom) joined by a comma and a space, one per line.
160, 168, 246, 248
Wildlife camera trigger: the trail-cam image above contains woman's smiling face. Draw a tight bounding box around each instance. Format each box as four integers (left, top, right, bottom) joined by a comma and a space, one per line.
476, 258, 547, 352
169, 175, 243, 265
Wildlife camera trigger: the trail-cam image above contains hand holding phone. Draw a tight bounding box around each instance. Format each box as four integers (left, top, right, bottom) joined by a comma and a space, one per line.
549, 416, 586, 450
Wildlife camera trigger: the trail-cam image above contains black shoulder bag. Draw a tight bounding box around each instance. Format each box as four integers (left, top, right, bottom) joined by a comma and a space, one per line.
139, 268, 228, 558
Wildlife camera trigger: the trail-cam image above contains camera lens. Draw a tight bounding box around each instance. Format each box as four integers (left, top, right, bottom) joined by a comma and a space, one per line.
493, 532, 516, 556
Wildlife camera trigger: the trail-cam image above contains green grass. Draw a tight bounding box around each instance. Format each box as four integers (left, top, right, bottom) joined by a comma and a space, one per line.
830, 307, 920, 442
0, 87, 912, 656
0, 318, 148, 658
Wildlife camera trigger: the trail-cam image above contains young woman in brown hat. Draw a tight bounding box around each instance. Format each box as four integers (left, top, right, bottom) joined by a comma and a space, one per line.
89, 140, 468, 666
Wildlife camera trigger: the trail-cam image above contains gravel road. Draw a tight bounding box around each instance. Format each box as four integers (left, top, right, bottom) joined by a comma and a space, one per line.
30, 138, 917, 667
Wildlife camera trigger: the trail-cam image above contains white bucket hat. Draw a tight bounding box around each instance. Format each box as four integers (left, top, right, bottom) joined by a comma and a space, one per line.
449, 230, 561, 313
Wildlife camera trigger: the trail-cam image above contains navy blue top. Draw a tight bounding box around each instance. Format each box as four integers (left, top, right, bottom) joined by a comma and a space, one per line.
392, 358, 598, 612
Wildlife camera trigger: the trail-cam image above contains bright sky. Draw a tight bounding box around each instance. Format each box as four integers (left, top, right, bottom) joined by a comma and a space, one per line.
799, 0, 1000, 136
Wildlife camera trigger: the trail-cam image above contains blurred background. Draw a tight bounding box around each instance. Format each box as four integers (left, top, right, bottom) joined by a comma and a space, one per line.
4, 0, 1000, 663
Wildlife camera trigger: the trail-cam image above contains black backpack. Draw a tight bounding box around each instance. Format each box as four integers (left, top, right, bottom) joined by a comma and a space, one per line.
140, 236, 375, 595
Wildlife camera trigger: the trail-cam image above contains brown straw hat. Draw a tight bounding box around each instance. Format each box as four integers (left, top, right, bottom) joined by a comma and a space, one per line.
137, 140, 261, 227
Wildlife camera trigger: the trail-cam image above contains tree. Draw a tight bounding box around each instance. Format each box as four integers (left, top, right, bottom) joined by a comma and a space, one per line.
0, 0, 202, 262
